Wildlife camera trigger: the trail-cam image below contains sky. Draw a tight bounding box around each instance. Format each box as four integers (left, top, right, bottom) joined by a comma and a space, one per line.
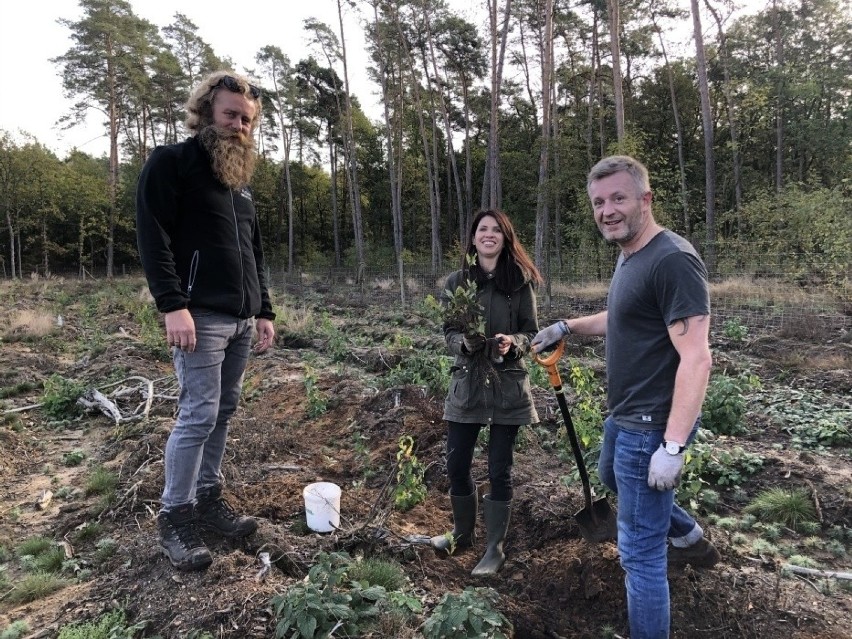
2, 0, 481, 158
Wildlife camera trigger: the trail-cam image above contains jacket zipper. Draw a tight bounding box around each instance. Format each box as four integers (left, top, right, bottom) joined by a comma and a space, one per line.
230, 190, 246, 315
187, 250, 199, 297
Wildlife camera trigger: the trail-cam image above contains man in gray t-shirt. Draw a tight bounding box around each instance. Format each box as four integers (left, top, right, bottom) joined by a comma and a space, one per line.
532, 155, 719, 639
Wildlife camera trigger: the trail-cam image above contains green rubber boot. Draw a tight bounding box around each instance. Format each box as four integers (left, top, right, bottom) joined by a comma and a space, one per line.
430, 491, 477, 553
471, 495, 511, 576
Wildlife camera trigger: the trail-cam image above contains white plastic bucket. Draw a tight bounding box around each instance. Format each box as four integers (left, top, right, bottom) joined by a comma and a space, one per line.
303, 482, 341, 532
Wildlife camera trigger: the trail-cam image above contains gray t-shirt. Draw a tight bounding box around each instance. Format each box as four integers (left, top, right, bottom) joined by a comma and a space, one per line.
606, 230, 709, 429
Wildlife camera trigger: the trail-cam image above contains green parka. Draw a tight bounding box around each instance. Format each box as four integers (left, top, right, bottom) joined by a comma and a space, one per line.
442, 269, 540, 426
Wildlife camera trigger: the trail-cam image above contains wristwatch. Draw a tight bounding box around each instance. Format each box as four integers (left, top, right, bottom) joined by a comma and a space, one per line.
663, 440, 685, 455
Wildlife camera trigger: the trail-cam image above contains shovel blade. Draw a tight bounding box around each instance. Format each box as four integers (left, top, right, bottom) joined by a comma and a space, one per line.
575, 498, 618, 543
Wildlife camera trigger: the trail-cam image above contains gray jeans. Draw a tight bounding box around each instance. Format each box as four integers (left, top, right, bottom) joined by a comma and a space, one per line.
161, 309, 254, 510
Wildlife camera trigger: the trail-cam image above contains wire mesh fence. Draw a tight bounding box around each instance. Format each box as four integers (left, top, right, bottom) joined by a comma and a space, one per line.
269, 252, 851, 337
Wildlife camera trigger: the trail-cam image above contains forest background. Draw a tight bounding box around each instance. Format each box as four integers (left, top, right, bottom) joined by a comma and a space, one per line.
0, 0, 850, 317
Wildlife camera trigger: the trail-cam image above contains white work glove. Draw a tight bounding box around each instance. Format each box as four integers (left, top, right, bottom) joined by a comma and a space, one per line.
647, 445, 684, 491
531, 320, 569, 352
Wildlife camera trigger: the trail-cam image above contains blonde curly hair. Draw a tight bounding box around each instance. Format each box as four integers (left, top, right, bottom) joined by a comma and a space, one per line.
185, 71, 262, 133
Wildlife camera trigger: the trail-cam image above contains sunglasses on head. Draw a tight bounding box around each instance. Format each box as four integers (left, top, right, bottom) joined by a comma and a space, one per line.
214, 75, 261, 100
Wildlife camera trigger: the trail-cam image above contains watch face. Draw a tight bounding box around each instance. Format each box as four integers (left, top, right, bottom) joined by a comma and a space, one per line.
665, 441, 681, 455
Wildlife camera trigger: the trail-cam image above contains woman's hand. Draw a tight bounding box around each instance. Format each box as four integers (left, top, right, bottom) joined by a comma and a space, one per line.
493, 333, 512, 357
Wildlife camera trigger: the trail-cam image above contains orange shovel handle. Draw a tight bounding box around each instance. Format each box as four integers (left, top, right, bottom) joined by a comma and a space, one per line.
532, 339, 566, 388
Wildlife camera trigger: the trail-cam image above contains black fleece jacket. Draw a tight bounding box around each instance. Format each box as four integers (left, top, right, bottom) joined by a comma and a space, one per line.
136, 136, 275, 320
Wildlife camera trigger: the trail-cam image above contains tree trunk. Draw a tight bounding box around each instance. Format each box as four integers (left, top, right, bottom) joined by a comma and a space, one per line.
106, 33, 118, 278
336, 0, 365, 273
704, 0, 742, 216
372, 1, 405, 306
483, 0, 513, 210
773, 0, 784, 194
607, 0, 625, 144
691, 0, 716, 275
534, 0, 554, 277
651, 11, 690, 239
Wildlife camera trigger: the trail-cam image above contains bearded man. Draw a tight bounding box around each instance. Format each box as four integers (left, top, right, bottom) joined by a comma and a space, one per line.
136, 71, 275, 571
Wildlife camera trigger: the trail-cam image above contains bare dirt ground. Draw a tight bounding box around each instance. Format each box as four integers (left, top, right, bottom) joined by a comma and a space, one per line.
0, 277, 850, 638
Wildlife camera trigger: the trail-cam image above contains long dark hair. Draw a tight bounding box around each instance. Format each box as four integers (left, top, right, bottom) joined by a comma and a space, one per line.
462, 209, 543, 292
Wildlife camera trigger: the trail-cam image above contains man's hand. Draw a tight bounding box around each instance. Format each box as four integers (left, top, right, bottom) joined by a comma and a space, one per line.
254, 318, 275, 353
531, 321, 569, 353
463, 334, 485, 354
164, 309, 196, 352
647, 445, 684, 490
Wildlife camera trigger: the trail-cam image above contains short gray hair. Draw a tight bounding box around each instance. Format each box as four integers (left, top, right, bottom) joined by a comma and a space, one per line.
587, 155, 651, 195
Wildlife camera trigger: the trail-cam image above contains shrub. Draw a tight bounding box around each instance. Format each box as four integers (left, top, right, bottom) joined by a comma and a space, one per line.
393, 436, 427, 512
41, 374, 86, 421
701, 372, 760, 435
0, 621, 30, 639
270, 552, 386, 639
421, 587, 513, 639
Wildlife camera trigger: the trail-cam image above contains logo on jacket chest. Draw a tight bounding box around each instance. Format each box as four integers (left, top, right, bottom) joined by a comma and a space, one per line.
238, 187, 253, 202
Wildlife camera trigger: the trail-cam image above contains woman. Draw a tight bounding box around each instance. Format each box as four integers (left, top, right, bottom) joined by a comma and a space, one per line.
431, 209, 543, 576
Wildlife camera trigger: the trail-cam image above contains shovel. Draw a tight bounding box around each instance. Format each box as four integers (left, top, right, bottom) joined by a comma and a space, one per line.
534, 341, 617, 543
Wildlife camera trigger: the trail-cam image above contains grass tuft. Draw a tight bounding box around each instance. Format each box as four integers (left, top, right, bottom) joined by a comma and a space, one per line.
745, 487, 818, 532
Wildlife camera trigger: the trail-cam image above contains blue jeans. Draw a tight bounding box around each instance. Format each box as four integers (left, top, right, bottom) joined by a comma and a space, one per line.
161, 309, 254, 510
598, 416, 703, 639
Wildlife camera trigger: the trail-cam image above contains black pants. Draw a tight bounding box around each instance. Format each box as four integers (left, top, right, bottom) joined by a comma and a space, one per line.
445, 421, 520, 502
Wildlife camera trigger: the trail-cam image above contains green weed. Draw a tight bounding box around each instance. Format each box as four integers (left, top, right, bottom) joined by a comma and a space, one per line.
41, 374, 86, 421
6, 572, 68, 603
304, 365, 328, 418
421, 586, 513, 639
347, 557, 407, 591
701, 372, 760, 436
57, 608, 147, 639
0, 621, 30, 639
16, 536, 53, 558
62, 449, 86, 467
85, 467, 118, 496
722, 317, 749, 342
745, 487, 818, 532
393, 435, 426, 512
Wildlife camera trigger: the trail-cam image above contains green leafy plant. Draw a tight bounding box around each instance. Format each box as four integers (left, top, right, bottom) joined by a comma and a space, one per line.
0, 621, 30, 639
270, 551, 389, 639
745, 487, 818, 532
701, 446, 764, 486
62, 449, 86, 467
701, 372, 760, 435
565, 359, 605, 450
757, 387, 852, 449
304, 365, 328, 418
421, 586, 513, 639
57, 609, 147, 639
393, 435, 426, 511
722, 317, 749, 343
416, 294, 444, 325
383, 351, 452, 397
442, 254, 486, 338
41, 374, 86, 421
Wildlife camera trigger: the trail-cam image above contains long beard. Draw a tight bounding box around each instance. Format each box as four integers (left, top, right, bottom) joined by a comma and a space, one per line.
198, 125, 257, 189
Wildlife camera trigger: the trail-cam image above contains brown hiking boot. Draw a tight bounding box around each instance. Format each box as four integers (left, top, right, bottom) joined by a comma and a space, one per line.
158, 504, 213, 571
196, 485, 257, 538
668, 537, 721, 568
